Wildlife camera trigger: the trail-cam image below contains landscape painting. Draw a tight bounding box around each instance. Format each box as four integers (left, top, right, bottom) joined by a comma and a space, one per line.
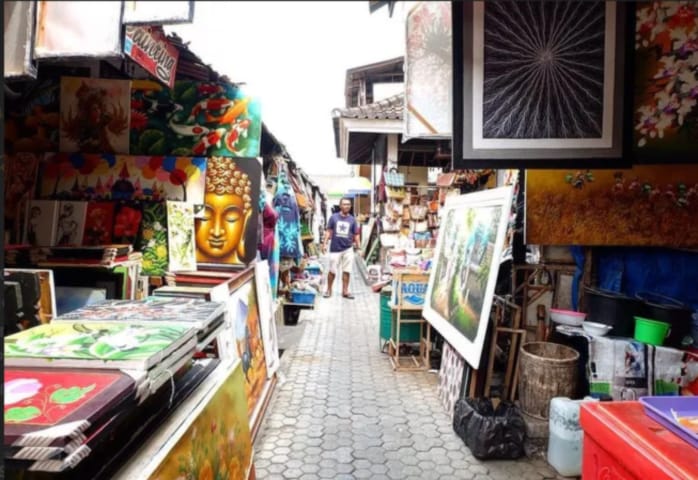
423, 187, 514, 368
526, 166, 698, 246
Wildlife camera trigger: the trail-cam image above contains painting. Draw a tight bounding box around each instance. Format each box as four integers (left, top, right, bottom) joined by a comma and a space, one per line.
423, 186, 514, 368
5, 153, 40, 242
453, 2, 626, 165
633, 2, 698, 162
34, 1, 123, 59
4, 368, 135, 447
38, 153, 206, 204
54, 201, 88, 246
404, 1, 452, 140
229, 279, 268, 421
255, 260, 280, 378
60, 77, 131, 154
437, 341, 465, 420
112, 201, 143, 246
525, 166, 698, 246
130, 80, 262, 158
167, 201, 197, 272
24, 200, 59, 246
55, 287, 107, 316
82, 202, 116, 246
4, 322, 195, 371
148, 361, 253, 480
196, 157, 262, 266
138, 202, 169, 275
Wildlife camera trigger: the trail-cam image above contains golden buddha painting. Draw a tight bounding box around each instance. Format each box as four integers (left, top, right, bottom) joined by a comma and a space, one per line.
195, 156, 261, 266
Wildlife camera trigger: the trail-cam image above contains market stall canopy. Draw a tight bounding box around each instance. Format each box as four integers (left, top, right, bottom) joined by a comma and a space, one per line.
326, 175, 372, 197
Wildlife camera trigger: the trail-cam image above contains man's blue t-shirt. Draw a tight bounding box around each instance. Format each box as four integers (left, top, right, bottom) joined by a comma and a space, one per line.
327, 213, 358, 252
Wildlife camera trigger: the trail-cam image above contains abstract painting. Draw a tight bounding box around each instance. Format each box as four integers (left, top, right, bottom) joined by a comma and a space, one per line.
167, 201, 197, 272
526, 166, 698, 246
633, 2, 698, 162
437, 341, 465, 420
24, 200, 59, 246
195, 157, 262, 266
5, 368, 135, 447
82, 201, 116, 246
54, 201, 88, 246
4, 322, 194, 370
255, 260, 280, 378
229, 279, 268, 422
404, 1, 452, 139
453, 2, 625, 164
38, 153, 206, 204
148, 361, 253, 480
59, 77, 131, 154
138, 202, 169, 275
423, 186, 514, 367
130, 80, 262, 158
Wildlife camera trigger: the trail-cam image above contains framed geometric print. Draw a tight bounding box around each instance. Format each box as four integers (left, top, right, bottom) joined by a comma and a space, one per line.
452, 1, 627, 167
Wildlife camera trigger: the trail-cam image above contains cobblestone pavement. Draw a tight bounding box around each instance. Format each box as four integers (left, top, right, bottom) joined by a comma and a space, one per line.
254, 270, 563, 480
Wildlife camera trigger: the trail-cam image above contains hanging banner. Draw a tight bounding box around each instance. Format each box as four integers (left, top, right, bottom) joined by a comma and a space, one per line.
124, 26, 179, 89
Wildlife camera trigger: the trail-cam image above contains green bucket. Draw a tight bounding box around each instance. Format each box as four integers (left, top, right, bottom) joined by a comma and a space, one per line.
379, 288, 421, 343
634, 316, 671, 346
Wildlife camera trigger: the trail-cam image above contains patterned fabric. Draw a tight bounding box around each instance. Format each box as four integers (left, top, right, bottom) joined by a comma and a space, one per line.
437, 342, 465, 420
259, 202, 278, 261
273, 174, 301, 260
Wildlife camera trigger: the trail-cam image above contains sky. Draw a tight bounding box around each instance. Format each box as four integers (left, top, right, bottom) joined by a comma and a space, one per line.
166, 1, 410, 176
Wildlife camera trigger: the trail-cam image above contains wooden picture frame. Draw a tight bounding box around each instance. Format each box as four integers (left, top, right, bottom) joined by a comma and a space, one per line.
452, 1, 629, 168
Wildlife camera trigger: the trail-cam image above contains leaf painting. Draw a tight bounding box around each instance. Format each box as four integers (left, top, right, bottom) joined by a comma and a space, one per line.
38, 152, 206, 204
130, 80, 262, 158
167, 201, 197, 272
60, 77, 131, 154
4, 322, 192, 369
149, 361, 252, 480
138, 202, 169, 275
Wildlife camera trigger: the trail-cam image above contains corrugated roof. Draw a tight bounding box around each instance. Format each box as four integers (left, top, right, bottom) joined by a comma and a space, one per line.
333, 93, 403, 121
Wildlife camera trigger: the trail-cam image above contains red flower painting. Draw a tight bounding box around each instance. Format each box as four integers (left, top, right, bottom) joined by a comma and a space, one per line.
114, 206, 142, 239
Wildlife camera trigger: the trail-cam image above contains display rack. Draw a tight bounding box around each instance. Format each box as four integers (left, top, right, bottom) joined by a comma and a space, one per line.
387, 269, 431, 371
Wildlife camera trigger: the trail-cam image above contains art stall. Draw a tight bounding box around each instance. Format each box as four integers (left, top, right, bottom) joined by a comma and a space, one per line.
358, 1, 698, 478
2, 3, 326, 479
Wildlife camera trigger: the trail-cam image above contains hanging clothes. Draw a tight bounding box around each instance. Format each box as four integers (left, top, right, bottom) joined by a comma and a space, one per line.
273, 171, 302, 260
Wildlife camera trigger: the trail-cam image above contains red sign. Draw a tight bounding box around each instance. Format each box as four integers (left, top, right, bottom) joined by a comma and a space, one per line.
124, 26, 179, 89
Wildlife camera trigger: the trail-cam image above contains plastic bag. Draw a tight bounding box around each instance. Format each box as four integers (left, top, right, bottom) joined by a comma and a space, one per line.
453, 397, 526, 460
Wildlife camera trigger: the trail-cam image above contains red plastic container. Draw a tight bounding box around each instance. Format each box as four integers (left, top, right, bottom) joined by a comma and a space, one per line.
580, 401, 698, 479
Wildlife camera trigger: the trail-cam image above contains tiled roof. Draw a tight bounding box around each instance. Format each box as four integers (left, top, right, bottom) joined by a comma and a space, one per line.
332, 93, 404, 121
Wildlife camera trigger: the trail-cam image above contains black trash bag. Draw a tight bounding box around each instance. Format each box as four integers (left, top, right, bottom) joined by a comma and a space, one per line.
452, 397, 526, 460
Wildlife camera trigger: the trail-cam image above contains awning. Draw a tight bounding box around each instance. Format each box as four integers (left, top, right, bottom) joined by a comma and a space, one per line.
327, 176, 372, 196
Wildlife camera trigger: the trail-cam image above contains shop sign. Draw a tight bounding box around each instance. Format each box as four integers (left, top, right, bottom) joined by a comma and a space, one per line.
392, 273, 429, 307
124, 25, 179, 89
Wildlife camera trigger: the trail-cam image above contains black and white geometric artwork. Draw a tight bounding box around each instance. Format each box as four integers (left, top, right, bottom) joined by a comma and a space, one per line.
437, 341, 465, 420
482, 2, 605, 139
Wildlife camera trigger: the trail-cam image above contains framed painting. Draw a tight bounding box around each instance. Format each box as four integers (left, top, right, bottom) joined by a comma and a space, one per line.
196, 157, 262, 267
59, 77, 131, 154
255, 260, 280, 378
452, 2, 627, 167
526, 165, 698, 247
54, 201, 88, 246
423, 186, 514, 368
5, 153, 40, 243
404, 1, 452, 140
633, 2, 698, 163
167, 201, 197, 272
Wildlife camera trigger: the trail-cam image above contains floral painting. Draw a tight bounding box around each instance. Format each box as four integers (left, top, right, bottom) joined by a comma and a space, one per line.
138, 202, 169, 276
167, 201, 197, 272
255, 261, 280, 378
148, 361, 252, 480
82, 201, 116, 246
4, 322, 193, 370
196, 157, 262, 266
229, 279, 268, 423
130, 80, 262, 158
60, 77, 131, 154
634, 2, 698, 161
113, 202, 143, 246
526, 166, 698, 246
404, 1, 452, 139
38, 153, 206, 204
423, 187, 514, 368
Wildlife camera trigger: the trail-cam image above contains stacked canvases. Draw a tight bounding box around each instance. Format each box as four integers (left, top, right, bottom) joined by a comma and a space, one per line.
2, 298, 224, 474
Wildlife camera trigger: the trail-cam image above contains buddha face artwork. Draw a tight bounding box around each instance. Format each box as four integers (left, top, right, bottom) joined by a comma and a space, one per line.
195, 157, 261, 265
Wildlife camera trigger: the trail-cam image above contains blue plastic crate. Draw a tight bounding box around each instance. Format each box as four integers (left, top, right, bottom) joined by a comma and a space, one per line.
305, 265, 322, 275
291, 290, 316, 304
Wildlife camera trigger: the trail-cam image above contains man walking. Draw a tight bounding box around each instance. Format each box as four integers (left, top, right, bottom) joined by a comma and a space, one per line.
322, 197, 361, 299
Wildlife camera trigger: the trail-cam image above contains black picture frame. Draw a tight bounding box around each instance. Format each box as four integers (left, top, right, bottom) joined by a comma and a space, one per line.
452, 1, 632, 169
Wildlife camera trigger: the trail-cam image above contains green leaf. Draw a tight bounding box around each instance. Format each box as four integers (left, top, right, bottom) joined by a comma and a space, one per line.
89, 342, 117, 358
179, 86, 198, 105
5, 406, 41, 423
49, 384, 96, 404
139, 129, 165, 153
171, 147, 192, 156
147, 138, 167, 155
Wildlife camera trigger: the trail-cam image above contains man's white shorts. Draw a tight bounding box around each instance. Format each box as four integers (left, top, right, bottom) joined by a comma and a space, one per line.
329, 248, 354, 274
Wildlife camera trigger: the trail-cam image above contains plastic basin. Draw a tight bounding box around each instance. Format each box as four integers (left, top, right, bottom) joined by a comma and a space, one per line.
634, 316, 670, 346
